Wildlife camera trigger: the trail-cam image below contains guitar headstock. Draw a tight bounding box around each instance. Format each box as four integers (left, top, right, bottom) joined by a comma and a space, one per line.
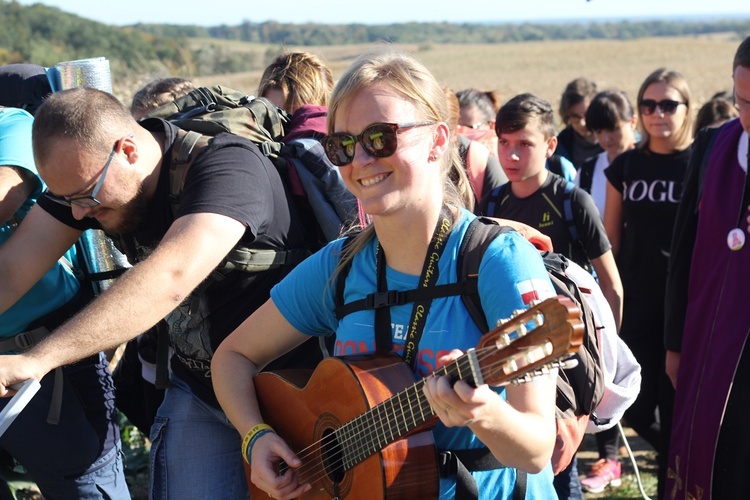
474, 296, 583, 387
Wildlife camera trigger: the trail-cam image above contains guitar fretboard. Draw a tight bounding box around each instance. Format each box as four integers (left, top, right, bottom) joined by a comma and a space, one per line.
335, 349, 483, 469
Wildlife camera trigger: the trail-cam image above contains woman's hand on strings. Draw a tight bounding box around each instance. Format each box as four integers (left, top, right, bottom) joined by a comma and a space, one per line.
422, 349, 501, 428
250, 432, 311, 500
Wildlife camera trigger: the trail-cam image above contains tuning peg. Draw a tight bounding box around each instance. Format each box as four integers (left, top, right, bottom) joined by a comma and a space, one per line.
558, 357, 579, 370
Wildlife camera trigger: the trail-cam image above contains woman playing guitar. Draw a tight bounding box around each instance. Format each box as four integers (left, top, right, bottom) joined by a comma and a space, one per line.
211, 47, 560, 499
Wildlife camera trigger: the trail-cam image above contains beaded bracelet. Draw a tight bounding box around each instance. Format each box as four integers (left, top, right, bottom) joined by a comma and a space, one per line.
241, 423, 275, 465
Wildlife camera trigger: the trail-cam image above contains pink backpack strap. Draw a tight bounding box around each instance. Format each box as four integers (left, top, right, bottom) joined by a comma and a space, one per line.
465, 140, 489, 200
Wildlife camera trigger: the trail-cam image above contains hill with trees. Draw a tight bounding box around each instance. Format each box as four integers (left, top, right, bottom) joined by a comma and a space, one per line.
0, 0, 190, 78
1, 0, 748, 81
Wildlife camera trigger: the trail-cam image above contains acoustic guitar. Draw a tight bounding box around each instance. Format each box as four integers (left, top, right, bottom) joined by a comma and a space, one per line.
249, 296, 583, 499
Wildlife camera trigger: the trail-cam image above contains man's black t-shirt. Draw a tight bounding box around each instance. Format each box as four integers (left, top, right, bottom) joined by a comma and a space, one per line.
38, 119, 313, 405
478, 172, 611, 271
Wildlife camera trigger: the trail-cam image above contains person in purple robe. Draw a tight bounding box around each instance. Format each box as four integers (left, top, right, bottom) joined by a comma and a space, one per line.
664, 35, 750, 500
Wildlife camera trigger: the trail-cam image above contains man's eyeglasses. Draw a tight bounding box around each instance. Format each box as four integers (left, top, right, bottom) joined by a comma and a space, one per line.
44, 136, 128, 208
640, 99, 685, 116
323, 122, 434, 167
458, 121, 490, 130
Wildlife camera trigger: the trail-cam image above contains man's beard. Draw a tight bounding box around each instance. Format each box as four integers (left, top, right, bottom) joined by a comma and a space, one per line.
101, 185, 149, 236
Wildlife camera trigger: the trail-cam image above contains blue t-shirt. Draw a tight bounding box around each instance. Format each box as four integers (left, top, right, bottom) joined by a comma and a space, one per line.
271, 209, 556, 499
0, 107, 79, 338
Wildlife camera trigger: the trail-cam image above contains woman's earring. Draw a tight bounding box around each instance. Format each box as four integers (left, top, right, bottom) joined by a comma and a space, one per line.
429, 154, 438, 161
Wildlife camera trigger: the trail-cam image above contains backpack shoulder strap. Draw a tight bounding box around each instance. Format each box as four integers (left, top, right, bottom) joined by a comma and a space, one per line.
324, 234, 362, 359
547, 155, 564, 176
456, 217, 512, 334
333, 234, 360, 320
562, 180, 578, 242
484, 183, 508, 217
169, 129, 211, 217
465, 140, 490, 201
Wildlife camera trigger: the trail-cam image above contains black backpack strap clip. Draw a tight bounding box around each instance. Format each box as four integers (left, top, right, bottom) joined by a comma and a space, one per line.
366, 289, 405, 309
438, 448, 526, 500
259, 140, 283, 157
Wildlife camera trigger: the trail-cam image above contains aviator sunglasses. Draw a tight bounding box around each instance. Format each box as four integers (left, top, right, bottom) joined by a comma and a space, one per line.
640, 99, 685, 116
323, 121, 435, 166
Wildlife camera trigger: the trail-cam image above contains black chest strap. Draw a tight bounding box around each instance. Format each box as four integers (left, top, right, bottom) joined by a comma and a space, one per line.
334, 280, 476, 320
439, 448, 527, 500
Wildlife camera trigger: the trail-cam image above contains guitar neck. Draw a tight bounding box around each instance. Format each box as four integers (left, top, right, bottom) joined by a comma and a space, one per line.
336, 349, 482, 469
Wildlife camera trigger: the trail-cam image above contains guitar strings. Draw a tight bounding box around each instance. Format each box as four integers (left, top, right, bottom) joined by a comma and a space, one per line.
289, 341, 551, 486
289, 344, 532, 485
278, 343, 549, 487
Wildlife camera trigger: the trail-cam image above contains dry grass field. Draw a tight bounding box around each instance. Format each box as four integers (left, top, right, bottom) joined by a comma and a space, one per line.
131, 35, 749, 129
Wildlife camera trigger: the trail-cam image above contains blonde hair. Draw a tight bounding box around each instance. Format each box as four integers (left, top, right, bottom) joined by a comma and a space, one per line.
637, 68, 694, 151
328, 47, 470, 268
258, 51, 333, 114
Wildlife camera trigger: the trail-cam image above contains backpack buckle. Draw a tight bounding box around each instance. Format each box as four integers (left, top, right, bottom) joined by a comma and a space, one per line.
366, 290, 402, 309
260, 142, 274, 156
14, 331, 34, 351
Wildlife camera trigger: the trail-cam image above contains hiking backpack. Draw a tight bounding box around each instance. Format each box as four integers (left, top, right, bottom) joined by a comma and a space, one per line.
137, 85, 363, 388
143, 84, 363, 270
332, 216, 605, 474
456, 217, 604, 473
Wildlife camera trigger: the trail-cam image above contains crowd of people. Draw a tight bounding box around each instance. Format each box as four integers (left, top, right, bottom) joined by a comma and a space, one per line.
0, 35, 748, 500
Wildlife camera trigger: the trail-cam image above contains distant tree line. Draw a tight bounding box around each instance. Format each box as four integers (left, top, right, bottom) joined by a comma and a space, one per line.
135, 18, 750, 45
1, 0, 748, 80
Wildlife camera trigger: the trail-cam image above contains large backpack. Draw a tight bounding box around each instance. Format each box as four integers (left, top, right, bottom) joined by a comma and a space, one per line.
138, 85, 363, 389
456, 217, 604, 474
143, 84, 362, 270
332, 216, 605, 475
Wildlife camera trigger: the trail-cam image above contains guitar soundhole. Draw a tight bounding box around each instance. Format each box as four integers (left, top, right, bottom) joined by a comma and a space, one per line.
320, 428, 344, 483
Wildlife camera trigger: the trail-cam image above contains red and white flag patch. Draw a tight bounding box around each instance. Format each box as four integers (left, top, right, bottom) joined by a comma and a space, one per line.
516, 279, 554, 305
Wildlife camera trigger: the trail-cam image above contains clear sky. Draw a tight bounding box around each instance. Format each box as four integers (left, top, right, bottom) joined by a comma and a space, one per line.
14, 0, 750, 26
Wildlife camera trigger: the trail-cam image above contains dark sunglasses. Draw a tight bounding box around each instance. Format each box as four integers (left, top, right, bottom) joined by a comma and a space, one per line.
323, 122, 435, 167
640, 99, 685, 116
44, 136, 129, 208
